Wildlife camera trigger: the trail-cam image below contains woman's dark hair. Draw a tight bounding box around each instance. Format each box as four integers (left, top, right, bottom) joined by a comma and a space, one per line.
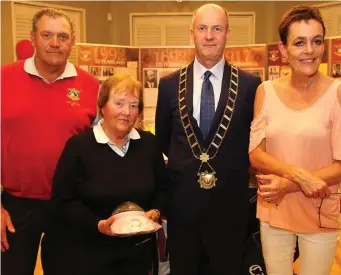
278, 5, 325, 45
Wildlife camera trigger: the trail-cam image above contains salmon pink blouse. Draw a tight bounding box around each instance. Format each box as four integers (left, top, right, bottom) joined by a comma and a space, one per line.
249, 80, 341, 233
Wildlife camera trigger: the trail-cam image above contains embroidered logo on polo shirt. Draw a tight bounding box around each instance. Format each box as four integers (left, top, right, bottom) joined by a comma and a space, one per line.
67, 88, 80, 101
66, 88, 81, 107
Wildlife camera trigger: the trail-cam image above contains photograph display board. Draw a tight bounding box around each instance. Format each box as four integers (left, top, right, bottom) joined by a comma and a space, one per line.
76, 43, 139, 83
267, 43, 290, 80
224, 44, 267, 81
140, 47, 195, 132
140, 45, 267, 132
331, 37, 341, 78
75, 41, 336, 134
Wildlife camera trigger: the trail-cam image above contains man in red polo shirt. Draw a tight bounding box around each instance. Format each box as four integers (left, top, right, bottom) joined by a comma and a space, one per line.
1, 8, 99, 274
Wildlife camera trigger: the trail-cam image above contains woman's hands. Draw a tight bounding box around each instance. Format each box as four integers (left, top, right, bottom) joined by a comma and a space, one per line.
257, 168, 331, 204
98, 216, 116, 236
257, 174, 290, 204
290, 167, 330, 198
145, 209, 160, 222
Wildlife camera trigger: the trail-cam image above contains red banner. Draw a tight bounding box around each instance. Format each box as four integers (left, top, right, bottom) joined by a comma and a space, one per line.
267, 43, 288, 66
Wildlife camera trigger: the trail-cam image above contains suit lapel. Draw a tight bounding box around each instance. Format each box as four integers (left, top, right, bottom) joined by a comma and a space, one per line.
185, 62, 203, 141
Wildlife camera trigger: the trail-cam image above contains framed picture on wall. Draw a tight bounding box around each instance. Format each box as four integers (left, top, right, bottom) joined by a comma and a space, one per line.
244, 68, 265, 81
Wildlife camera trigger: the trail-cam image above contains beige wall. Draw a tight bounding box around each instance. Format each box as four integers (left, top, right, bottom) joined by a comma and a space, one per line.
109, 1, 328, 46
110, 1, 274, 45
1, 1, 15, 65
45, 1, 111, 44
1, 1, 331, 65
1, 1, 111, 65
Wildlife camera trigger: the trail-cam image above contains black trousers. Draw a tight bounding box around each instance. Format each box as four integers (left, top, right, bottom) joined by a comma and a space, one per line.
1, 191, 49, 275
42, 230, 155, 275
167, 223, 247, 275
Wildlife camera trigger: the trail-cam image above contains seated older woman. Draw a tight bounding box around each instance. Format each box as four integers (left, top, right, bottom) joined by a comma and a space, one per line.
41, 75, 168, 275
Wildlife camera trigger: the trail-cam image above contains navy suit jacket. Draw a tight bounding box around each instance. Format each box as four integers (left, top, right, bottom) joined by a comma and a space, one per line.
155, 60, 261, 232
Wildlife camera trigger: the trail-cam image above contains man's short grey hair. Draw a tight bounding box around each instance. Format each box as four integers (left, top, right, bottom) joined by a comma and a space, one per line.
192, 4, 229, 30
31, 8, 75, 38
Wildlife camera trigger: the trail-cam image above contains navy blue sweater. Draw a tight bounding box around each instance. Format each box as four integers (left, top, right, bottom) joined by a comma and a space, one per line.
50, 128, 169, 234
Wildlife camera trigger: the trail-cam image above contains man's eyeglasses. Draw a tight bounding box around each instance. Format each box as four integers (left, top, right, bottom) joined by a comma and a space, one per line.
317, 193, 341, 230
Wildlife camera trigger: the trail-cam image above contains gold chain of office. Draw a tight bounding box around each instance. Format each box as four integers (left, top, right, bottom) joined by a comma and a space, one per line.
178, 64, 239, 189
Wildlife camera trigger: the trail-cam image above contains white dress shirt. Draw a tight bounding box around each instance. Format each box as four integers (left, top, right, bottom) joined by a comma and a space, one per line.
192, 56, 225, 126
93, 119, 141, 157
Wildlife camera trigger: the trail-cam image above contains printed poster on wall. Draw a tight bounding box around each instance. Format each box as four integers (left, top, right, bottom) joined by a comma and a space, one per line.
331, 37, 341, 78
140, 45, 267, 132
267, 43, 289, 80
224, 44, 267, 81
140, 47, 195, 133
76, 43, 139, 84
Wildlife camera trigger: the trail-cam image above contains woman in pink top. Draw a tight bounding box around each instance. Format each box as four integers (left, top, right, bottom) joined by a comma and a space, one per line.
249, 5, 341, 275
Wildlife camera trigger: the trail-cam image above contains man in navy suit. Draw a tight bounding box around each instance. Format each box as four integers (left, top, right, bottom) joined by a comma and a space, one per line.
155, 3, 261, 275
